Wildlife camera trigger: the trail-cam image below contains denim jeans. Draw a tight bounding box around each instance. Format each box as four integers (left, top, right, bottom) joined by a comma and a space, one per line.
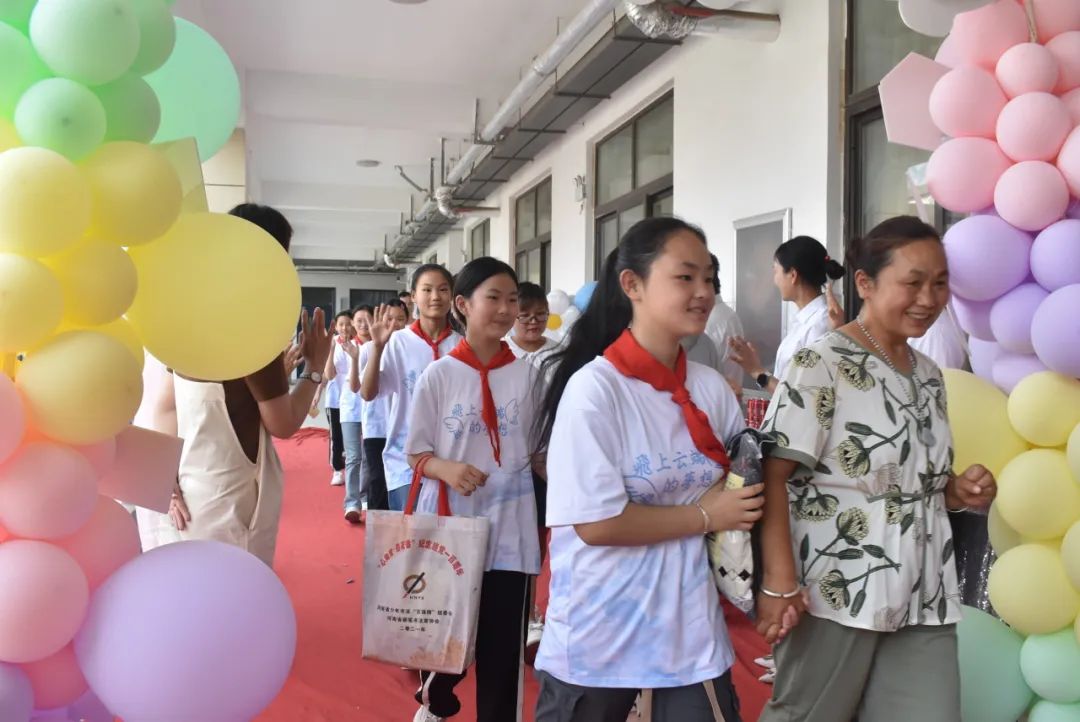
342, 421, 364, 511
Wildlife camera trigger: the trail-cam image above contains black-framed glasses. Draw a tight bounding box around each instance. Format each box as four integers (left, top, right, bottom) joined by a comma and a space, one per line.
517, 312, 550, 324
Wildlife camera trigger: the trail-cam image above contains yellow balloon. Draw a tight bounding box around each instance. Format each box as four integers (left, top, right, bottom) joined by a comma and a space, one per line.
1009, 372, 1080, 448
989, 501, 1023, 555
989, 543, 1080, 635
81, 141, 182, 246
0, 147, 91, 257
0, 253, 63, 352
0, 119, 21, 152
942, 368, 1030, 477
546, 313, 562, 331
126, 212, 301, 381
1068, 423, 1080, 484
998, 449, 1080, 540
1062, 521, 1080, 592
16, 330, 142, 444
54, 317, 144, 370
44, 240, 137, 326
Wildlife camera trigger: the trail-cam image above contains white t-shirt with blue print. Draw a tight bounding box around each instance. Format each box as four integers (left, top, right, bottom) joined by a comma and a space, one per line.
405, 354, 541, 575
535, 356, 745, 689
357, 340, 389, 437
380, 327, 461, 492
338, 340, 364, 423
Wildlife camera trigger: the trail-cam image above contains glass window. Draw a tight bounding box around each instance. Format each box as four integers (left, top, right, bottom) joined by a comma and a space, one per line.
852, 0, 942, 93
537, 180, 552, 236
527, 248, 541, 285
619, 204, 646, 234
541, 241, 551, 290
596, 125, 634, 205
516, 192, 536, 244
469, 220, 489, 260
598, 214, 619, 269
516, 252, 527, 280
651, 189, 674, 217
857, 114, 936, 234
636, 96, 674, 187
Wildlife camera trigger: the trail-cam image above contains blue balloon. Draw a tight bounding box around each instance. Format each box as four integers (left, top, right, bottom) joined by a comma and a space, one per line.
0, 662, 33, 722
574, 281, 597, 311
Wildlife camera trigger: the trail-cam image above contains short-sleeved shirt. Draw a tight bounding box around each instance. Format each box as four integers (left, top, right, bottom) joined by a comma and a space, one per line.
507, 335, 560, 371
681, 334, 722, 372
326, 340, 350, 411
775, 294, 831, 379
338, 340, 364, 423
908, 305, 968, 371
405, 355, 540, 574
358, 340, 389, 438
761, 332, 961, 632
381, 327, 462, 492
704, 300, 745, 387
535, 357, 745, 689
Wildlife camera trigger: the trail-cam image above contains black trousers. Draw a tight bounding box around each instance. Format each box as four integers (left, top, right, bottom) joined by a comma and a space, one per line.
417, 570, 530, 721
362, 437, 389, 511
326, 407, 345, 471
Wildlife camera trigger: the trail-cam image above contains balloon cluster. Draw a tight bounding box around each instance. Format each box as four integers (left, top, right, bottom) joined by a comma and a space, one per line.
542, 282, 596, 342
0, 2, 301, 721
922, 0, 1080, 390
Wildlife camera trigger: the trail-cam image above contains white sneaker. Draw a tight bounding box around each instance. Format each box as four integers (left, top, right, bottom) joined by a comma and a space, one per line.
527, 620, 544, 648
412, 707, 444, 722
758, 669, 776, 684
330, 471, 344, 486
754, 654, 775, 670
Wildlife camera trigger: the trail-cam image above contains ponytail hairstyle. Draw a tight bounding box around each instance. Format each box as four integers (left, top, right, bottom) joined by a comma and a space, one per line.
845, 215, 941, 281
411, 263, 453, 291
536, 216, 708, 448
451, 256, 518, 329
774, 235, 845, 289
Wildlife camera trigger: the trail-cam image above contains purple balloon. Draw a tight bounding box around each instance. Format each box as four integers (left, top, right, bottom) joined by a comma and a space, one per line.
1031, 219, 1080, 291
992, 350, 1049, 393
989, 283, 1050, 354
1067, 198, 1080, 220
0, 663, 33, 722
64, 691, 112, 722
1031, 284, 1080, 378
944, 215, 1032, 301
74, 541, 296, 722
953, 295, 996, 341
969, 338, 1004, 381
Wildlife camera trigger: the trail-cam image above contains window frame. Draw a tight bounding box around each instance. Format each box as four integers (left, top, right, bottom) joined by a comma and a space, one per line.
468, 219, 490, 261
514, 177, 552, 290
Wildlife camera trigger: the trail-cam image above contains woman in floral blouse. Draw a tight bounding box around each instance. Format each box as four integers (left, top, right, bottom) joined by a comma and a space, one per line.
755, 216, 997, 722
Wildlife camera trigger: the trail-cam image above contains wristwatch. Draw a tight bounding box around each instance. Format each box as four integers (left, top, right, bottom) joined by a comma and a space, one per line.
300, 371, 323, 384
755, 371, 772, 389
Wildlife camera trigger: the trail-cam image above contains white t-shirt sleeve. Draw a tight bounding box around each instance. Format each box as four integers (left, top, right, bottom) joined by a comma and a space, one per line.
378, 337, 401, 393
404, 364, 440, 456
546, 370, 629, 526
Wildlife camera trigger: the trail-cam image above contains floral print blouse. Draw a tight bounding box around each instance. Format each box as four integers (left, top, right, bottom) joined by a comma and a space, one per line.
761, 332, 962, 632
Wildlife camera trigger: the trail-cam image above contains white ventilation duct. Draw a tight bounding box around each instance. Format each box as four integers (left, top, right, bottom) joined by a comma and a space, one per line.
435, 185, 500, 219
623, 0, 780, 42
624, 0, 697, 38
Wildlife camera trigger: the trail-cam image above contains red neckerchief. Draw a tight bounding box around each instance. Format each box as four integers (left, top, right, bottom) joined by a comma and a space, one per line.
410, 320, 453, 360
449, 339, 518, 466
603, 329, 731, 472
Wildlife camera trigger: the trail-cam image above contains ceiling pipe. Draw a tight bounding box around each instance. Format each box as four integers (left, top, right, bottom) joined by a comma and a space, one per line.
387, 0, 622, 258
625, 1, 780, 42
434, 185, 500, 218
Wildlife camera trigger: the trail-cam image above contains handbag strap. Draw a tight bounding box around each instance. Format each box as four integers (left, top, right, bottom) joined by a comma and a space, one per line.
703, 680, 727, 722
403, 453, 451, 517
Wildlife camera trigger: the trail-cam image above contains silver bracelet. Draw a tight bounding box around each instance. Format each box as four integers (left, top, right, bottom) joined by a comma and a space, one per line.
694, 503, 712, 533
760, 585, 801, 599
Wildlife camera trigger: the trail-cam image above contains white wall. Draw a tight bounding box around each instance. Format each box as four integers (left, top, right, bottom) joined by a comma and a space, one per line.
438, 0, 843, 304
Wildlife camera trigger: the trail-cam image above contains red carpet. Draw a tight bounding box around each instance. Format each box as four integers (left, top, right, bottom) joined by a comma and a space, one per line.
260, 433, 771, 721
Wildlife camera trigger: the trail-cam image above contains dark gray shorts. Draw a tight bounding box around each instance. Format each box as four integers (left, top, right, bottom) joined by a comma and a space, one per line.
535, 670, 742, 722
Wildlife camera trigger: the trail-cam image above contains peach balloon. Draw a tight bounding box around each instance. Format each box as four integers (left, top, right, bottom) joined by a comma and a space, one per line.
930, 65, 1007, 138
950, 0, 1030, 70
58, 496, 140, 589
0, 540, 88, 664
0, 373, 25, 465
20, 645, 87, 710
928, 137, 1013, 212
996, 92, 1073, 162
71, 437, 117, 480
995, 161, 1070, 231
996, 43, 1060, 97
0, 442, 98, 540
0, 524, 10, 543
1028, 0, 1080, 43
1056, 125, 1080, 196
1048, 31, 1080, 93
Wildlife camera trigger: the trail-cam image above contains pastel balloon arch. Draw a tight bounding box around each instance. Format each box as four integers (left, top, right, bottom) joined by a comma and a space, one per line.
883, 1, 1080, 720
0, 1, 300, 721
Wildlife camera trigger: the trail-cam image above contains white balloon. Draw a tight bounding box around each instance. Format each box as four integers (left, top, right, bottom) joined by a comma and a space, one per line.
561, 305, 582, 328
898, 0, 995, 37
546, 290, 572, 316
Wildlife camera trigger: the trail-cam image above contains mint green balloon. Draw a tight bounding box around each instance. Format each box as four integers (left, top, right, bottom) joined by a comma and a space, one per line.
128, 0, 175, 75
958, 606, 1034, 722
95, 74, 159, 143
146, 18, 238, 161
1031, 700, 1080, 722
15, 78, 106, 160
1022, 629, 1080, 703
0, 21, 49, 119
0, 0, 37, 33
30, 0, 139, 86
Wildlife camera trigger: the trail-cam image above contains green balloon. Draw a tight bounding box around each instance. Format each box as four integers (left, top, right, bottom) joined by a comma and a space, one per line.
128, 0, 175, 76
95, 74, 159, 143
15, 77, 106, 160
0, 0, 37, 33
0, 21, 49, 119
958, 606, 1034, 722
29, 0, 140, 86
1031, 700, 1080, 722
1022, 629, 1080, 703
146, 18, 238, 161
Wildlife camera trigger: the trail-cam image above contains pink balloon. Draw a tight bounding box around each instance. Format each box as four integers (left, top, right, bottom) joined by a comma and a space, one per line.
989, 282, 1050, 353
996, 43, 1060, 97
0, 524, 10, 544
951, 0, 1030, 70
1057, 125, 1080, 196
1032, 219, 1080, 290
1048, 30, 1080, 93
969, 337, 1005, 380
70, 438, 116, 481
0, 541, 88, 664
930, 66, 1007, 138
56, 496, 139, 590
928, 137, 1013, 212
1029, 0, 1080, 43
20, 646, 86, 711
935, 33, 962, 68
1031, 283, 1080, 376
995, 92, 1072, 161
992, 350, 1049, 392
1062, 87, 1080, 125
0, 375, 25, 466
994, 160, 1070, 231
0, 443, 98, 541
